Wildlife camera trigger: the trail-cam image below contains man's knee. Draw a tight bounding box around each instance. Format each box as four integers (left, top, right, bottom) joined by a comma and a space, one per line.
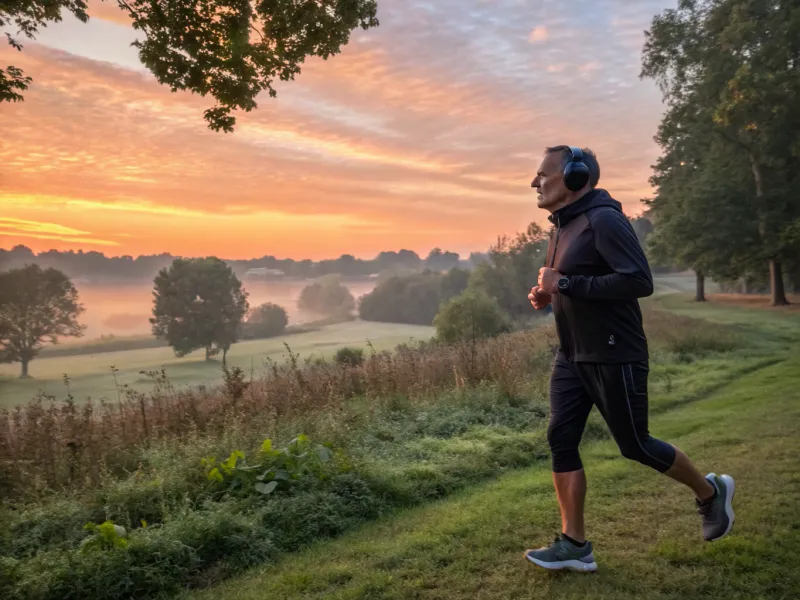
548, 423, 583, 473
616, 437, 675, 472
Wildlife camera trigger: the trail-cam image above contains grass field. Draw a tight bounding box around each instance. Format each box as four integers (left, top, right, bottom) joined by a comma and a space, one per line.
0, 320, 436, 408
179, 295, 800, 600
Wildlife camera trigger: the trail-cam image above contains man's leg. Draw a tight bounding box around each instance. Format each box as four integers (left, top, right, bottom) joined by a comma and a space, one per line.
579, 361, 735, 542
525, 352, 597, 572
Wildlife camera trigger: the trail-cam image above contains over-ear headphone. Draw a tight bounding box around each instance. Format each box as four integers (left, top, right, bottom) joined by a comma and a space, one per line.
563, 146, 591, 192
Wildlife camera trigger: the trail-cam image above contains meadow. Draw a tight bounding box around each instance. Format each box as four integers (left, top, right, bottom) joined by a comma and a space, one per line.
3, 288, 797, 600
0, 320, 436, 409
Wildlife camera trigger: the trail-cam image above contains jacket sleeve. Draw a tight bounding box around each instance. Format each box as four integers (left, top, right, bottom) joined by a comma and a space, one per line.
561, 209, 654, 300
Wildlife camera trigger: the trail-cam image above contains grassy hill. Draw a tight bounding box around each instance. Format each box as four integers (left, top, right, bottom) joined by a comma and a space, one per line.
181, 295, 800, 600
2, 293, 797, 600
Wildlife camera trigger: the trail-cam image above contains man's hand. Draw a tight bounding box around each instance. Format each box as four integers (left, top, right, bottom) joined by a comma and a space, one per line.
538, 267, 563, 295
528, 286, 552, 310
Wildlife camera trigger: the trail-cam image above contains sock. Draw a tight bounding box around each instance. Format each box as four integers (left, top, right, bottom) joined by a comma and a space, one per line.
562, 533, 586, 547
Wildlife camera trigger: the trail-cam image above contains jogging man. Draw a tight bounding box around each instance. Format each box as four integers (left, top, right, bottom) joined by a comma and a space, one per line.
524, 146, 735, 572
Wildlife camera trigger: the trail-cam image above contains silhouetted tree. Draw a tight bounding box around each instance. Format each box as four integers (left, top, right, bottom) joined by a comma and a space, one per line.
0, 265, 85, 377
1, 0, 379, 131
242, 302, 288, 339
150, 257, 249, 366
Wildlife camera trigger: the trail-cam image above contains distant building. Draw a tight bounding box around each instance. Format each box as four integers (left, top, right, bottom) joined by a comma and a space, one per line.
243, 268, 286, 279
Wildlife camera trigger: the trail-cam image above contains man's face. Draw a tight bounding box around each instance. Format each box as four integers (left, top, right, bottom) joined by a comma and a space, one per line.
531, 151, 569, 212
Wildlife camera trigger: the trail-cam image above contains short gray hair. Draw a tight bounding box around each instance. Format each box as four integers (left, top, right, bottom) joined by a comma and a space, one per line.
545, 145, 601, 189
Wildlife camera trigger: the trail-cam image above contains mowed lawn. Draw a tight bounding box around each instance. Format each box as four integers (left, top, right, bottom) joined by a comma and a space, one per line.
0, 320, 435, 408
184, 300, 800, 600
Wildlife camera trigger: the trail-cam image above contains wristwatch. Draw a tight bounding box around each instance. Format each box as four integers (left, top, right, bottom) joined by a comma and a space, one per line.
557, 276, 570, 293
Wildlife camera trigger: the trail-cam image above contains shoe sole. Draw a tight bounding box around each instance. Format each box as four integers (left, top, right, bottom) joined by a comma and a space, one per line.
706, 473, 736, 542
524, 553, 598, 573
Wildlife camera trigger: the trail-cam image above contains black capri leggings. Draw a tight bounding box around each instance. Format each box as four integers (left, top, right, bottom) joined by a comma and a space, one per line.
547, 350, 676, 473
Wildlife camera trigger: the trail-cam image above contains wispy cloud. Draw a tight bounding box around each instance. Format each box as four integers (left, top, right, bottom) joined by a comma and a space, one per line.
0, 0, 674, 259
0, 217, 120, 246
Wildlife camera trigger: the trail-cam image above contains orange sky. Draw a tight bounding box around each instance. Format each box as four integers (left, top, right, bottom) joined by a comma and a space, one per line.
0, 0, 674, 260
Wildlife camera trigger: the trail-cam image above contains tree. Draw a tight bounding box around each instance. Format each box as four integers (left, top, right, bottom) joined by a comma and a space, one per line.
150, 257, 249, 366
643, 134, 762, 301
1, 0, 379, 132
0, 265, 86, 377
425, 248, 460, 272
433, 289, 510, 344
298, 275, 355, 318
641, 0, 800, 305
358, 268, 469, 325
467, 222, 548, 320
242, 302, 288, 339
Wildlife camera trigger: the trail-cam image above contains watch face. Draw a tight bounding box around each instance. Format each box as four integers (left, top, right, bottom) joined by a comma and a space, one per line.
558, 277, 569, 289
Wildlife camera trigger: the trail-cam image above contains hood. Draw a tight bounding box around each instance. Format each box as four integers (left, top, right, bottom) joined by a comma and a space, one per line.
548, 188, 622, 227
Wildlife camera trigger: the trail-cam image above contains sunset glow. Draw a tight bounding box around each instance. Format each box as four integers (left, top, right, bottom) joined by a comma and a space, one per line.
0, 0, 672, 260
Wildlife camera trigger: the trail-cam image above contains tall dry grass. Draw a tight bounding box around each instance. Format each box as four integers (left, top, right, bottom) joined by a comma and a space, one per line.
0, 308, 736, 500
0, 324, 560, 499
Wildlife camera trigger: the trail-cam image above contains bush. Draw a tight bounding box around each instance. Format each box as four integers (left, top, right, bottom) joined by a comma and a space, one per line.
334, 346, 364, 367
298, 276, 355, 318
433, 289, 511, 343
241, 302, 288, 339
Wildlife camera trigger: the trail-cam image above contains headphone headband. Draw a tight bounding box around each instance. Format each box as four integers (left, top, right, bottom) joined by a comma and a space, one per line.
568, 146, 584, 161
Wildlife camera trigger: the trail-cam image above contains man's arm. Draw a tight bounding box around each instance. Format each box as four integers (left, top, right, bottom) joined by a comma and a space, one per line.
561, 209, 653, 300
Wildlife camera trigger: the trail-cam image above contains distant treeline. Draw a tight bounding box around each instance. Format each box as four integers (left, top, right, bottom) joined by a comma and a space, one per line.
0, 245, 486, 282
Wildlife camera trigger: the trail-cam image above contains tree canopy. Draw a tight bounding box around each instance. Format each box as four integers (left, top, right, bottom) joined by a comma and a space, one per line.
150, 257, 249, 364
641, 0, 800, 305
1, 0, 379, 132
0, 264, 86, 377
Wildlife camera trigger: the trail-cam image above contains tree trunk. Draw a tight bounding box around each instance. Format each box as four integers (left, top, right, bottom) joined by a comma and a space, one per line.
222, 348, 228, 368
749, 153, 789, 306
20, 360, 30, 379
695, 270, 706, 302
770, 260, 790, 306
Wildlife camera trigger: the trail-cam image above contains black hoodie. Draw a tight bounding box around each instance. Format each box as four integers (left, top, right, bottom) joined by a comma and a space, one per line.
545, 188, 653, 363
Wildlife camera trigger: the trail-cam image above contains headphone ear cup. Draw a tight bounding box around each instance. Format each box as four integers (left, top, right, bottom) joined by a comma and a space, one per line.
564, 162, 590, 191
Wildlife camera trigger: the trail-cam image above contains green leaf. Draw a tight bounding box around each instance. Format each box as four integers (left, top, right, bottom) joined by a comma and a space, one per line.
255, 481, 278, 495
261, 439, 272, 453
208, 467, 223, 483
273, 469, 290, 481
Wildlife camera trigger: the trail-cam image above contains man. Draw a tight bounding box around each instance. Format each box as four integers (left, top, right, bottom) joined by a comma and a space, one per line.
524, 146, 735, 573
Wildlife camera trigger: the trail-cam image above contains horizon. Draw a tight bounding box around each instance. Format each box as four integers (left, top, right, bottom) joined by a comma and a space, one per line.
0, 0, 671, 261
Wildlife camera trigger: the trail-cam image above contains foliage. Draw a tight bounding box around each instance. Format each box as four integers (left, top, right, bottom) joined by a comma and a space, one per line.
150, 257, 249, 364
0, 245, 470, 283
0, 264, 86, 377
1, 0, 379, 132
80, 522, 128, 552
641, 0, 800, 304
241, 302, 288, 339
433, 289, 511, 344
467, 222, 549, 320
334, 346, 364, 367
358, 268, 470, 325
201, 435, 333, 498
298, 276, 355, 318
424, 248, 461, 271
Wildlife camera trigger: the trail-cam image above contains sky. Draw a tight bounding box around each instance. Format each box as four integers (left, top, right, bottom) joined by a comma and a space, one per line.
0, 0, 677, 261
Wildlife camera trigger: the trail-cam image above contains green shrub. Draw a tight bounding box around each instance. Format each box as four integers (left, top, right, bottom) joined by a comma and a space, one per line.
433, 289, 511, 343
334, 346, 364, 367
241, 302, 289, 339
